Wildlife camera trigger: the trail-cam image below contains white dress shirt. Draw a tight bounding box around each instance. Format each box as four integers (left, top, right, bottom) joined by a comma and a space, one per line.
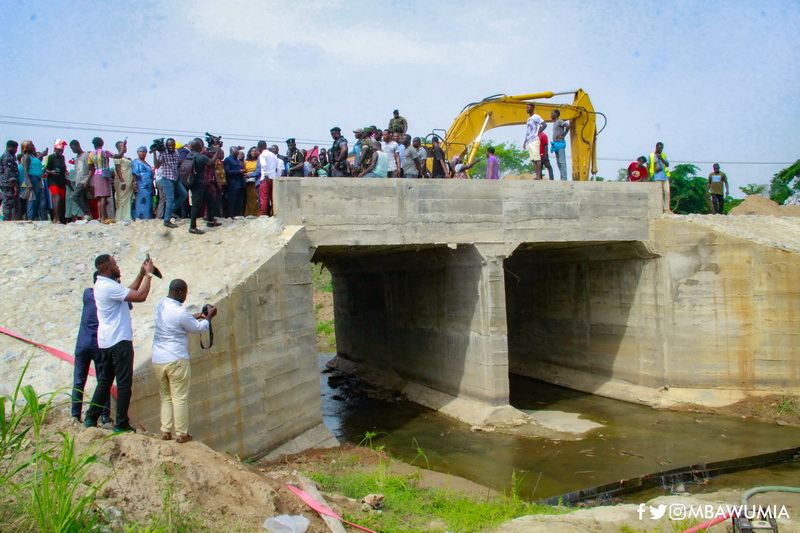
94, 276, 132, 349
258, 150, 281, 185
151, 297, 210, 364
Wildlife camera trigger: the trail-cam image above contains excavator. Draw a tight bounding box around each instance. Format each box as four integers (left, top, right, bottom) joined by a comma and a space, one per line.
426, 89, 604, 181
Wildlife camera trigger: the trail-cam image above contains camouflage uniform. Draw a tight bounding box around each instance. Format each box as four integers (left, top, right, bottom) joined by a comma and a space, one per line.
0, 150, 20, 221
388, 116, 407, 134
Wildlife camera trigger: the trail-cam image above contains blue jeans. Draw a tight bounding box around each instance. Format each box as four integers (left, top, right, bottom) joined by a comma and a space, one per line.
26, 176, 47, 220
162, 178, 187, 222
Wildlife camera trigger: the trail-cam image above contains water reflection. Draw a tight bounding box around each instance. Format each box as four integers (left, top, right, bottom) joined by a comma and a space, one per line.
320, 354, 800, 500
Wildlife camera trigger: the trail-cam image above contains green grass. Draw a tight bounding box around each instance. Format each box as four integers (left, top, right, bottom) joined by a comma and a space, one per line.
311, 263, 333, 293
308, 458, 561, 533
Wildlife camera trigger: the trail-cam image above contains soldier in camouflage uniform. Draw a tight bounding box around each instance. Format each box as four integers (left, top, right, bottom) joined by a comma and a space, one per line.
0, 140, 20, 221
388, 109, 408, 134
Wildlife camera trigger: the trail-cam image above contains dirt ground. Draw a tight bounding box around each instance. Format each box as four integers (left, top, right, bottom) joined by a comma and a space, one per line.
670, 393, 800, 427
729, 194, 800, 216
36, 410, 498, 532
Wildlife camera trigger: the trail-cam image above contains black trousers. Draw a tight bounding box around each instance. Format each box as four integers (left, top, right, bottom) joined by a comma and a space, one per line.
85, 340, 134, 430
711, 193, 725, 214
189, 181, 218, 228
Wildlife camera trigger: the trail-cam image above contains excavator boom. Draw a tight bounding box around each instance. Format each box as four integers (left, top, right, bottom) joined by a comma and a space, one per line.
437, 89, 599, 180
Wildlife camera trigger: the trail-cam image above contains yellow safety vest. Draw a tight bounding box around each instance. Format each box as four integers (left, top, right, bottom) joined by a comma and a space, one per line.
649, 152, 671, 177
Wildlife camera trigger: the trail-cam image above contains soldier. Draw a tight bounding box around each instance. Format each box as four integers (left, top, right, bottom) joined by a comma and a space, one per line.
286, 138, 305, 177
0, 140, 20, 220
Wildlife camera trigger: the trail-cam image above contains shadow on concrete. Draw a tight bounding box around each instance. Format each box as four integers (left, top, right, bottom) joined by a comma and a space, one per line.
504, 241, 656, 409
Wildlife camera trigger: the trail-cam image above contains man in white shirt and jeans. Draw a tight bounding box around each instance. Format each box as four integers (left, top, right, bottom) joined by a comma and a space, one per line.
151, 279, 217, 443
85, 254, 155, 432
522, 103, 546, 180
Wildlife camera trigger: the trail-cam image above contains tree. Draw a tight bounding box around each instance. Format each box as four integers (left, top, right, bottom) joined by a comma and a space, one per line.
768, 159, 800, 205
460, 140, 532, 178
668, 164, 712, 214
740, 183, 767, 196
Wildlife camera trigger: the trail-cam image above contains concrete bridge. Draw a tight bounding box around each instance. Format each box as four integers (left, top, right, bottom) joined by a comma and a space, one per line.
278, 178, 800, 424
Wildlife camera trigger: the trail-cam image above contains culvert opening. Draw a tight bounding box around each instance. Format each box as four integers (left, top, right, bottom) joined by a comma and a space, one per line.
504, 241, 657, 408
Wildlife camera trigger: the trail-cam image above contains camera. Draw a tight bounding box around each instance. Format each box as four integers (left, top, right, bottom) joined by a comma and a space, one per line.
205, 132, 222, 149
150, 138, 166, 153
202, 304, 210, 317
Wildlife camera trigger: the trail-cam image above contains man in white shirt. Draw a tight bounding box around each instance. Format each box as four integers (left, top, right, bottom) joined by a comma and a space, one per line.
381, 132, 401, 177
84, 254, 155, 432
151, 279, 217, 443
522, 103, 546, 180
258, 145, 281, 216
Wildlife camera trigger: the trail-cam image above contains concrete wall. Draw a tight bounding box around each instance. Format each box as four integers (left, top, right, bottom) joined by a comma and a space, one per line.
133, 226, 323, 456
278, 178, 663, 246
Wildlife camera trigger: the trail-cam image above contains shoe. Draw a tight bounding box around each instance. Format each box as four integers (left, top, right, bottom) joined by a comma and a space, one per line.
163, 221, 178, 229
72, 415, 82, 424
113, 425, 137, 434
84, 418, 97, 428
189, 228, 205, 235
101, 416, 113, 425
176, 434, 193, 443
206, 221, 222, 228
160, 431, 172, 441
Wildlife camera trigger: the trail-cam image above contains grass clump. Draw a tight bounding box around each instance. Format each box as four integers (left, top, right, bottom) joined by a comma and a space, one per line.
311, 264, 333, 293
309, 455, 559, 533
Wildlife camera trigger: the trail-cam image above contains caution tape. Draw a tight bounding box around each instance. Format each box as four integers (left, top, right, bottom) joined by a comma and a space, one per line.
285, 484, 378, 533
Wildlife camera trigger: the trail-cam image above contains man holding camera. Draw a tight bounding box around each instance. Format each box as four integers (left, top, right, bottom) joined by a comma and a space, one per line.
151, 279, 217, 443
186, 138, 223, 234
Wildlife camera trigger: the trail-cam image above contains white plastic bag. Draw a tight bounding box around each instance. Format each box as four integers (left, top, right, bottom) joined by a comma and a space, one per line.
263, 514, 310, 533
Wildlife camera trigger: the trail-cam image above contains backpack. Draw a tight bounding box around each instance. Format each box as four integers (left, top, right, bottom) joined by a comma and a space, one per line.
179, 152, 197, 187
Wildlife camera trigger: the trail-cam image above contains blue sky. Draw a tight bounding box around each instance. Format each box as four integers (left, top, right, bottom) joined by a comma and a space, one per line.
1, 0, 798, 195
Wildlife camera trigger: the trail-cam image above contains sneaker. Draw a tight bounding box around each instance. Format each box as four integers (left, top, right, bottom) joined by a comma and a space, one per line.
176, 434, 193, 443
113, 425, 137, 434
84, 418, 97, 428
206, 221, 222, 228
188, 228, 205, 235
101, 416, 113, 425
163, 221, 178, 229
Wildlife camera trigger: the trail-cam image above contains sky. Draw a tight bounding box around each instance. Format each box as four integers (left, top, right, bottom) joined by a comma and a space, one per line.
1, 0, 798, 196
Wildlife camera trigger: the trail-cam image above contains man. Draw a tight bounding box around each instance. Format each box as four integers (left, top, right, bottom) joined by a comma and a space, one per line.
649, 142, 671, 212
522, 103, 545, 180
414, 137, 429, 178
186, 138, 223, 235
272, 145, 287, 176
72, 271, 112, 424
388, 109, 408, 134
84, 254, 155, 432
223, 146, 245, 218
286, 138, 305, 177
486, 146, 500, 180
151, 279, 217, 443
550, 110, 570, 180
382, 132, 400, 177
329, 127, 349, 177
627, 156, 649, 182
154, 138, 188, 228
431, 137, 448, 178
707, 163, 729, 215
0, 140, 20, 221
395, 132, 405, 175
257, 141, 280, 216
401, 135, 423, 178
44, 139, 69, 223
352, 129, 363, 170
358, 142, 388, 178
539, 131, 554, 180
69, 140, 92, 219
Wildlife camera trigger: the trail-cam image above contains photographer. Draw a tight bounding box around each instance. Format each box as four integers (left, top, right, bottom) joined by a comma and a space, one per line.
151, 279, 217, 443
186, 138, 223, 235
153, 138, 188, 229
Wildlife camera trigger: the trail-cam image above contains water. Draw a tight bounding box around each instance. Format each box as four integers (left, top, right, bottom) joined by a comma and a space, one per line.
320, 355, 800, 501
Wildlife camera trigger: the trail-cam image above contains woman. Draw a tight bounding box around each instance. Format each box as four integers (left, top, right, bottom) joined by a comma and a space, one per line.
113, 141, 133, 221
21, 140, 47, 220
131, 146, 154, 220
87, 137, 115, 221
243, 146, 259, 217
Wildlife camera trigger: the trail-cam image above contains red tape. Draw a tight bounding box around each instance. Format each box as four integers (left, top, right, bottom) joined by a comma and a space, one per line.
285, 484, 378, 533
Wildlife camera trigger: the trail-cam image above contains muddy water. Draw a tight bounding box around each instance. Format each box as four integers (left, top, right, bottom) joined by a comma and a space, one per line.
320, 355, 800, 501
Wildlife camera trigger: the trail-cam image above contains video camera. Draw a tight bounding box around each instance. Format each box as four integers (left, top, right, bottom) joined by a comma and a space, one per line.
205, 132, 222, 150
150, 138, 166, 153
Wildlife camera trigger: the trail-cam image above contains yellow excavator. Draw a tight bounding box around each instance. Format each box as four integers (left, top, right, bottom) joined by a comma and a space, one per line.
427, 89, 604, 180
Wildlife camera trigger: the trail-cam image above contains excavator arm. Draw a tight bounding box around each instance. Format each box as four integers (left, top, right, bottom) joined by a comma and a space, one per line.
436, 89, 599, 181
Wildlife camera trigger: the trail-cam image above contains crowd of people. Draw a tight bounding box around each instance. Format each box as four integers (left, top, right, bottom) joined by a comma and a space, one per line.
0, 108, 733, 228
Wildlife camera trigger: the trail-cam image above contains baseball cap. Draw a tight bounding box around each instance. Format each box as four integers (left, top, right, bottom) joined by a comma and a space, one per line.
53, 139, 67, 150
